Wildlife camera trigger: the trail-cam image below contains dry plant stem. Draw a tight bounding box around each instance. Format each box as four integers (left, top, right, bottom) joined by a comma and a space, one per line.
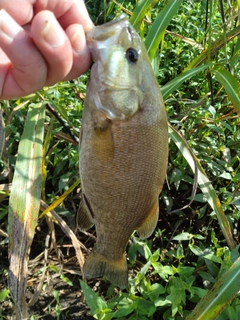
45, 215, 61, 262
0, 182, 12, 190
0, 228, 8, 237
44, 124, 78, 145
28, 234, 50, 307
6, 101, 30, 127
40, 200, 85, 282
168, 123, 198, 214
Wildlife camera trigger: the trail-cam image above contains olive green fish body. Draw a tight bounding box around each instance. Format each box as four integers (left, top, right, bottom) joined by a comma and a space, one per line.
78, 14, 168, 288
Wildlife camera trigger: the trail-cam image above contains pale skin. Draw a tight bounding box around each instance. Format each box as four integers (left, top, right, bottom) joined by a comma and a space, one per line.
0, 0, 93, 99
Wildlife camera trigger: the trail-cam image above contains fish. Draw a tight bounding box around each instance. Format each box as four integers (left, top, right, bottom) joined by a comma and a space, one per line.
77, 14, 168, 288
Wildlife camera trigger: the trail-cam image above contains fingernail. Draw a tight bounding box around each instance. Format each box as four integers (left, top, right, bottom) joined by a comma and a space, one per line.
41, 12, 65, 47
71, 25, 87, 55
0, 9, 24, 41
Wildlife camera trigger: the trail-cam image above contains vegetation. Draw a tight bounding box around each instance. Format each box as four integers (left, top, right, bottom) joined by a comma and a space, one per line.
0, 0, 239, 319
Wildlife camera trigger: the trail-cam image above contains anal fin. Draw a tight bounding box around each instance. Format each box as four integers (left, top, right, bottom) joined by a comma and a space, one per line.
136, 199, 159, 239
76, 193, 94, 231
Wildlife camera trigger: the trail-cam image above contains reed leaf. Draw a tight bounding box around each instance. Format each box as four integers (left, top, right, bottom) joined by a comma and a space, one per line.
39, 178, 80, 219
168, 124, 236, 250
145, 0, 183, 61
8, 102, 45, 319
186, 256, 240, 320
130, 0, 154, 29
161, 64, 211, 99
213, 66, 240, 113
230, 36, 240, 69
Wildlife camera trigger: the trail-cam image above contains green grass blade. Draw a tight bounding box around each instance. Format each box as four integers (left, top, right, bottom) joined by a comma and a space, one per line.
145, 0, 183, 61
161, 64, 211, 99
186, 257, 240, 320
130, 0, 154, 29
168, 124, 236, 250
8, 102, 45, 317
213, 66, 240, 113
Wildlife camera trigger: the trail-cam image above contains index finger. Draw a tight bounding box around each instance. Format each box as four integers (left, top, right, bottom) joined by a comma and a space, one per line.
0, 0, 34, 25
34, 0, 93, 31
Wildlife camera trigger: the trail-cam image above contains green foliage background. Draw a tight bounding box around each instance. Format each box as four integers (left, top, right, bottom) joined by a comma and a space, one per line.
0, 0, 239, 319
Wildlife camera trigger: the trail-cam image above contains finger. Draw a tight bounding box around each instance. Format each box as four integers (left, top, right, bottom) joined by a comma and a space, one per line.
63, 24, 91, 81
57, 0, 94, 31
0, 0, 33, 25
34, 0, 93, 31
31, 10, 73, 86
0, 9, 47, 99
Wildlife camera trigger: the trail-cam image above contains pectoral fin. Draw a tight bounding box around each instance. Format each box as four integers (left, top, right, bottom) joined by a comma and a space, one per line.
136, 199, 159, 239
76, 193, 94, 231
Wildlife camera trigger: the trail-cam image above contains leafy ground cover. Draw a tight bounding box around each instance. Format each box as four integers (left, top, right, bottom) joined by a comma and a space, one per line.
0, 0, 239, 319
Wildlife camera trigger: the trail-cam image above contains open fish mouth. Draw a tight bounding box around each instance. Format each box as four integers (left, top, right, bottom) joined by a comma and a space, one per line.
86, 14, 133, 61
86, 14, 129, 42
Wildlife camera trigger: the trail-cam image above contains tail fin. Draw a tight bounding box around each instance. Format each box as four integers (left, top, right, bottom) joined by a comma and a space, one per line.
83, 251, 128, 289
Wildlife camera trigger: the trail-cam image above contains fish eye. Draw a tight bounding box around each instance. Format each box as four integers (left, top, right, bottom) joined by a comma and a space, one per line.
126, 48, 139, 63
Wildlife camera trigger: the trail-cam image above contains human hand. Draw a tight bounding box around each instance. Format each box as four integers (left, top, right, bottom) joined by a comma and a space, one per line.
0, 0, 93, 99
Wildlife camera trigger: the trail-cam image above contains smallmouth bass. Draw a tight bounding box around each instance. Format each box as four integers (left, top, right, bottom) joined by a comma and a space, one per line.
78, 14, 168, 288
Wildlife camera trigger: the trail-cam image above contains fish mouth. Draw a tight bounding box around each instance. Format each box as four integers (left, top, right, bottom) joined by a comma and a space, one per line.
86, 14, 129, 42
86, 14, 130, 60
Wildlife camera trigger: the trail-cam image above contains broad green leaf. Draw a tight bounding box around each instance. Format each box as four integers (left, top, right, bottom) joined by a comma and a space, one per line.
186, 257, 240, 320
213, 67, 240, 113
168, 124, 236, 250
145, 0, 183, 61
173, 232, 193, 241
8, 102, 45, 318
203, 254, 222, 264
80, 280, 108, 315
147, 283, 166, 301
198, 271, 216, 284
189, 244, 204, 256
112, 304, 136, 318
155, 298, 172, 307
0, 288, 10, 302
173, 233, 205, 242
130, 0, 154, 29
167, 278, 186, 317
161, 64, 211, 99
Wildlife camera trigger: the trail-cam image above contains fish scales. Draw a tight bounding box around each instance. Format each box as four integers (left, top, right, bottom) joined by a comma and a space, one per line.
78, 14, 168, 288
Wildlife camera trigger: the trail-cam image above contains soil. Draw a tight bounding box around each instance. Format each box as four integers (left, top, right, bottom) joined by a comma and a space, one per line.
0, 221, 96, 320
